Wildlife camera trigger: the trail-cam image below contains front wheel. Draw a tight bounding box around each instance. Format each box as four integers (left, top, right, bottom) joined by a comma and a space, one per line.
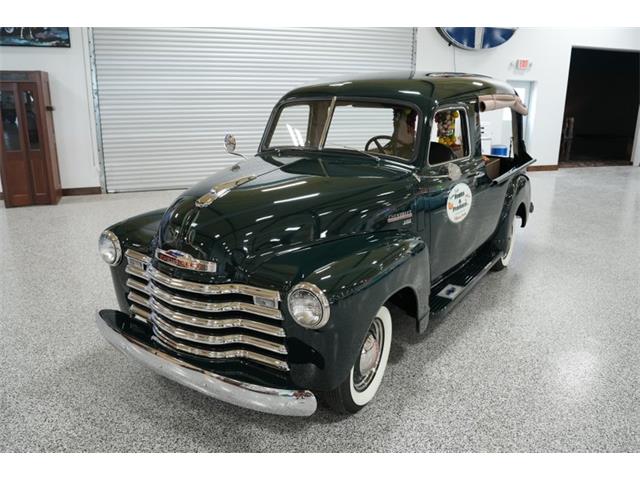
320, 305, 392, 414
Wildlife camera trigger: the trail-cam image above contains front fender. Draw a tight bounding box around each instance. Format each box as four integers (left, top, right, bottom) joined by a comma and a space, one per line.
253, 231, 428, 391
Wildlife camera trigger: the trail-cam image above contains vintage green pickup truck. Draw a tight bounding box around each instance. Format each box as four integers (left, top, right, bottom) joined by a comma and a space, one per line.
97, 72, 534, 416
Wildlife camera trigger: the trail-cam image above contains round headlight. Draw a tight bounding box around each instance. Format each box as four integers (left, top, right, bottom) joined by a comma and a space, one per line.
98, 230, 122, 265
287, 282, 330, 329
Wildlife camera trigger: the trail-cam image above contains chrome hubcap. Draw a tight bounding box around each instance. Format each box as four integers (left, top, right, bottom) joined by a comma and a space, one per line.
353, 317, 384, 392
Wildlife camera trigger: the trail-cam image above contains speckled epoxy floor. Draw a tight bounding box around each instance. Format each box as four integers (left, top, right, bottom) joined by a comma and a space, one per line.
1, 166, 639, 452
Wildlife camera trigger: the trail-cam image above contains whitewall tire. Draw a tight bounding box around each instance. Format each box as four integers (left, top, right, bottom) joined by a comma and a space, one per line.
492, 214, 516, 271
349, 306, 392, 406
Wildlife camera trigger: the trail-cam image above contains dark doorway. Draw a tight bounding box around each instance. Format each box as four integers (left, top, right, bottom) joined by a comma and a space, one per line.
559, 47, 639, 167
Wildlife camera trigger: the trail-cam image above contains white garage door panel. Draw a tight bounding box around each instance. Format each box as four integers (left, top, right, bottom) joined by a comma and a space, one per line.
92, 28, 416, 192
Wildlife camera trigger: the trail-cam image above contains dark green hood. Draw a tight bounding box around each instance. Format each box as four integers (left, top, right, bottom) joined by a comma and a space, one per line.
157, 152, 416, 280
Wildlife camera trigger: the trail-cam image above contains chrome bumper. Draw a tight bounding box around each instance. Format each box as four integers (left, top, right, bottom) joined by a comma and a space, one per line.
96, 310, 317, 416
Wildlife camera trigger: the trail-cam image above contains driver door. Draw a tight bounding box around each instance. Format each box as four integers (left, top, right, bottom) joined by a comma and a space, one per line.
420, 105, 483, 281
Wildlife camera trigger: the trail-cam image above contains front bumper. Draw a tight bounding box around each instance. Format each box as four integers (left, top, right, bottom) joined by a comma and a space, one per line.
96, 309, 317, 416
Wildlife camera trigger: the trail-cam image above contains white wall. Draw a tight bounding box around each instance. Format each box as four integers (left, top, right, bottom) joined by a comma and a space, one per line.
416, 27, 640, 167
0, 27, 100, 192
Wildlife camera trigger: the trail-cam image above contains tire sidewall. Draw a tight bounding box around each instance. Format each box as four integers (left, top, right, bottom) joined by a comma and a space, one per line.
492, 209, 517, 271
500, 215, 516, 266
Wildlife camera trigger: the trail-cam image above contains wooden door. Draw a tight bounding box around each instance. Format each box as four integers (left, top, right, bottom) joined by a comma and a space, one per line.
0, 82, 34, 206
0, 81, 50, 207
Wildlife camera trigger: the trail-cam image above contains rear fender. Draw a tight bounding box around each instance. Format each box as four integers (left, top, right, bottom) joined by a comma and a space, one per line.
493, 174, 531, 252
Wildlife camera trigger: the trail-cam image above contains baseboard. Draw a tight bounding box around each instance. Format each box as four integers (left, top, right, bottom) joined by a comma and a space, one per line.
1, 187, 101, 203
527, 165, 559, 172
62, 187, 102, 196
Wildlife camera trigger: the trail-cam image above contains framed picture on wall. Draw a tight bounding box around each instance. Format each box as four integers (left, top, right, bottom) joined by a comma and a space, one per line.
0, 28, 70, 47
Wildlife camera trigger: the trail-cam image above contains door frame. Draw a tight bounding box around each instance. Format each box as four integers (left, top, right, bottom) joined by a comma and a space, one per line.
561, 45, 640, 165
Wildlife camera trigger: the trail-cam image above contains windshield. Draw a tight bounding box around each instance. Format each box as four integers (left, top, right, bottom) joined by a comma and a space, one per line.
263, 99, 420, 162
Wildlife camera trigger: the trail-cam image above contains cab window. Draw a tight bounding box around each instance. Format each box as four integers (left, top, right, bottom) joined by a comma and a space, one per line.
429, 108, 469, 164
267, 103, 312, 148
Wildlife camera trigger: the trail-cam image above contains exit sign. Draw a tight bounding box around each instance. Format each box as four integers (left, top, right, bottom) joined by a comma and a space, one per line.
514, 59, 531, 70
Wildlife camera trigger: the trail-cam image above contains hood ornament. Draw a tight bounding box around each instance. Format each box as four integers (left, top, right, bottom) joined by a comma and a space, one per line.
155, 249, 217, 273
195, 175, 256, 208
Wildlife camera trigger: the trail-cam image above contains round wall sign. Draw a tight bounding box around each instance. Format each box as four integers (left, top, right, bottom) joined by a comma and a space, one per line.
447, 183, 473, 223
437, 27, 517, 50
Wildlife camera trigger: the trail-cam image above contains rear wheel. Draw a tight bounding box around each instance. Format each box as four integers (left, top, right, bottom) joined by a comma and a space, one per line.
492, 213, 516, 271
320, 305, 392, 414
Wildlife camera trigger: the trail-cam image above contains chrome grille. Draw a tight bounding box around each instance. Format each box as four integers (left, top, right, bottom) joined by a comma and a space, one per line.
124, 249, 288, 371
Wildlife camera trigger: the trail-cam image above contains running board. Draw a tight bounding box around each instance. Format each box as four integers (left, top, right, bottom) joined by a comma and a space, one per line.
429, 247, 502, 320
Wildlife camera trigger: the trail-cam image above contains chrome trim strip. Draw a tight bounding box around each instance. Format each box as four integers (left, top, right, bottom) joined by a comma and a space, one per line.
128, 291, 150, 308
126, 278, 148, 295
150, 297, 285, 337
96, 311, 315, 416
153, 327, 289, 371
125, 249, 151, 265
150, 313, 287, 355
147, 265, 281, 302
125, 265, 147, 280
148, 282, 283, 320
125, 262, 281, 302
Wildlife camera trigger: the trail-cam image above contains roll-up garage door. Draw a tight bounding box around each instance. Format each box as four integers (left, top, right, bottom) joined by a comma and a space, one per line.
92, 28, 416, 192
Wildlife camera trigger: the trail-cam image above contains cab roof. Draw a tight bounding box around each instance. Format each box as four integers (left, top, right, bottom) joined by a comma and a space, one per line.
282, 71, 517, 112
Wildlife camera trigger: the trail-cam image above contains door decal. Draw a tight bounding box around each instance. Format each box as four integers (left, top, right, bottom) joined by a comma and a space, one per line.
447, 183, 472, 223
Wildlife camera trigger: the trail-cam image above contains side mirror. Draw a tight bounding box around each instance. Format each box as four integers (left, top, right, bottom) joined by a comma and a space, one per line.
224, 134, 237, 154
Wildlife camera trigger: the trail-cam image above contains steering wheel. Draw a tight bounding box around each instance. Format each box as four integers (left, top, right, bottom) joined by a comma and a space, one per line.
365, 135, 393, 154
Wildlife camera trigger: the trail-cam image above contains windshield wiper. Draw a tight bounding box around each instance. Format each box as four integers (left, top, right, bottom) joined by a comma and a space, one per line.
262, 146, 308, 156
